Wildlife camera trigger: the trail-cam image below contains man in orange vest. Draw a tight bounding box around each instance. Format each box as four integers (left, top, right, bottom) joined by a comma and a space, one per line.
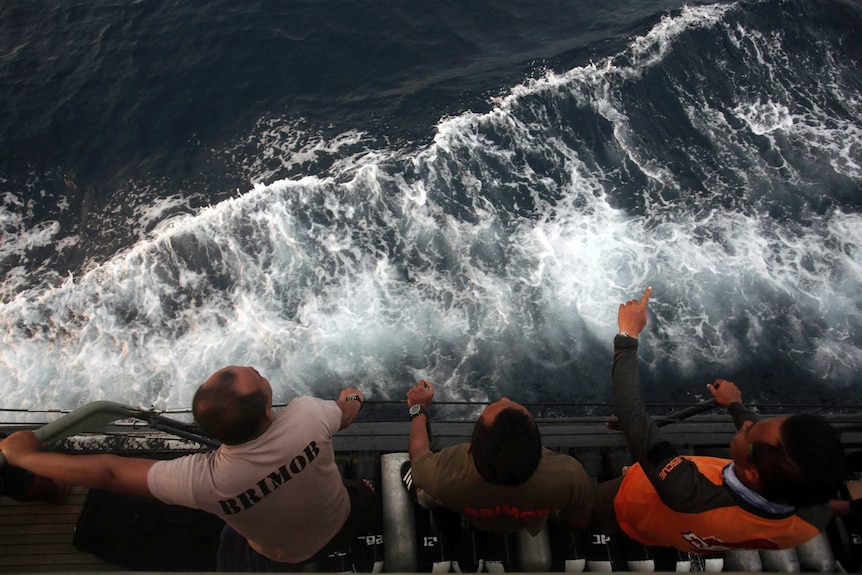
590, 286, 845, 553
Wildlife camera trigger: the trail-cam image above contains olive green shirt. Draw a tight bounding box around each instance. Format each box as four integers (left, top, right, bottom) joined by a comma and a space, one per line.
413, 444, 593, 534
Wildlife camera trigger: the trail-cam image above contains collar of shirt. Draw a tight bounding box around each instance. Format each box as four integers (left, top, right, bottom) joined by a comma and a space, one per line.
722, 462, 795, 515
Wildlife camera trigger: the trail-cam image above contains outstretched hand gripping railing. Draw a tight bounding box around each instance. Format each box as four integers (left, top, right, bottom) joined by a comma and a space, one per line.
0, 400, 219, 466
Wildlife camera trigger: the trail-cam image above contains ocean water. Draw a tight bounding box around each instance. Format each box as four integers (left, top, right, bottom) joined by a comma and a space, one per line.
1, 0, 861, 421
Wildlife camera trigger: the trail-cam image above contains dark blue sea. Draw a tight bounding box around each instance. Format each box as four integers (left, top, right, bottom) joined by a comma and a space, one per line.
1, 0, 861, 421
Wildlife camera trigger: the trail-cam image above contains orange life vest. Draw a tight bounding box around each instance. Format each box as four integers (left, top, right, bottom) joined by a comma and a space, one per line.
614, 456, 820, 552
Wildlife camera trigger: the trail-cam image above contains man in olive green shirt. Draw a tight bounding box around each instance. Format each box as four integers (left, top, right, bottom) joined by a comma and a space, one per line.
405, 380, 593, 534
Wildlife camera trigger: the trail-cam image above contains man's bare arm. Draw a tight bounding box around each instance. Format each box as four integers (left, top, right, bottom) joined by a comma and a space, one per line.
407, 380, 434, 462
0, 430, 155, 497
336, 388, 365, 430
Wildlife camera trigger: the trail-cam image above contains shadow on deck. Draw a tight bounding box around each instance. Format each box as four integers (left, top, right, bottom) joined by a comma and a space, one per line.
0, 486, 122, 573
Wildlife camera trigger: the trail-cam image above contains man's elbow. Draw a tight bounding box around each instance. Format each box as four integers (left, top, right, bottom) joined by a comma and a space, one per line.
98, 456, 151, 497
90, 466, 121, 492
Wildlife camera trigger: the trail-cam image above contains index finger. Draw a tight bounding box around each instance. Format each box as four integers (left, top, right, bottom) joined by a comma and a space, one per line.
641, 286, 652, 306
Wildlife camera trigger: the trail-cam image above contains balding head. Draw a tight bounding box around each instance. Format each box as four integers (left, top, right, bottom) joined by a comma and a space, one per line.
192, 366, 273, 445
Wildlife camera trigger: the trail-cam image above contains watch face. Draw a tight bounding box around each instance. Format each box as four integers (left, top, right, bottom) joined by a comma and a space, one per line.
409, 404, 422, 416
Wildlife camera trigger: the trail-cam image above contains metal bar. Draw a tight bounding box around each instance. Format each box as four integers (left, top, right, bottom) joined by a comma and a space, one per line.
0, 401, 219, 465
605, 398, 719, 431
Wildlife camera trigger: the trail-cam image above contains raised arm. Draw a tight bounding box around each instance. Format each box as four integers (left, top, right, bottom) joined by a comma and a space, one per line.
613, 288, 748, 512
336, 388, 365, 430
613, 286, 666, 467
0, 430, 155, 497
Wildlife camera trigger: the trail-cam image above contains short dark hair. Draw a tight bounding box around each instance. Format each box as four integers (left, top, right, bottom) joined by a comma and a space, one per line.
470, 407, 542, 486
192, 369, 268, 445
752, 414, 845, 506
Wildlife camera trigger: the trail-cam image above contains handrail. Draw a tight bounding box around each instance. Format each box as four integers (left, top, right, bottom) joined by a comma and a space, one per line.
0, 400, 219, 466
654, 398, 719, 427
4, 399, 862, 416
605, 397, 719, 431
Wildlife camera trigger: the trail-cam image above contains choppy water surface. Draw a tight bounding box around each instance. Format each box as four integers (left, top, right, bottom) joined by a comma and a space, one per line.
1, 0, 861, 421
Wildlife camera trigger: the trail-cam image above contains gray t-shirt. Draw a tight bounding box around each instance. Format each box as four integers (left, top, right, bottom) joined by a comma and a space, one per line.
148, 396, 349, 563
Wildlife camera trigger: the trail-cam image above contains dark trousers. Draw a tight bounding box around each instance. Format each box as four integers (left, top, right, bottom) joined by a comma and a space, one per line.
217, 479, 376, 572
590, 476, 624, 534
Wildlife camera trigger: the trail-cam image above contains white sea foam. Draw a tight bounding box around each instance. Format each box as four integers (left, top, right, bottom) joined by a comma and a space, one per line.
1, 0, 861, 420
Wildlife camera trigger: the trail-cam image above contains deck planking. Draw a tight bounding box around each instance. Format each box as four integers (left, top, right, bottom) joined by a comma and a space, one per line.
0, 486, 123, 573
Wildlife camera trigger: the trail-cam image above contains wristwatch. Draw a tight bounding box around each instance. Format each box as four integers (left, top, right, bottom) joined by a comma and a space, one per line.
345, 394, 363, 410
409, 404, 427, 419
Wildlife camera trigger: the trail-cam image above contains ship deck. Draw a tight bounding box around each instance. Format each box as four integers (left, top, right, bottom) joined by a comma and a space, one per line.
0, 413, 861, 573
0, 486, 117, 573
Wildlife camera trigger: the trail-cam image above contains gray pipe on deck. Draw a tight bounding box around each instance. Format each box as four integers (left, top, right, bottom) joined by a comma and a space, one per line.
381, 452, 418, 572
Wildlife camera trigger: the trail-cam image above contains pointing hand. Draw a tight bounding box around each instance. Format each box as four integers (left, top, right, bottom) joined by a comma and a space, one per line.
618, 286, 652, 338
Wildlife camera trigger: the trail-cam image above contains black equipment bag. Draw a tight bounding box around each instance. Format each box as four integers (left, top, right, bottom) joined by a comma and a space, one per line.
74, 488, 225, 571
